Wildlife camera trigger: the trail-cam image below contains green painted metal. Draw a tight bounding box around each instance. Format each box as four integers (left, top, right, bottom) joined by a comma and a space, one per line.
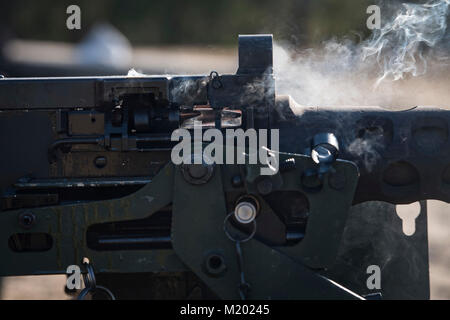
0, 145, 429, 299
0, 164, 186, 276
243, 153, 359, 269
171, 153, 363, 299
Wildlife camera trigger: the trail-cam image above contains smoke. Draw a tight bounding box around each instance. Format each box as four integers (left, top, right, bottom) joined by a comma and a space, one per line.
274, 0, 449, 107
363, 0, 449, 86
127, 68, 145, 77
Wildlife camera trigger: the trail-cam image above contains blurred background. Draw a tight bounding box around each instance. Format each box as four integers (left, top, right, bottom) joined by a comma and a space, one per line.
0, 0, 448, 299
0, 0, 417, 76
1, 0, 376, 47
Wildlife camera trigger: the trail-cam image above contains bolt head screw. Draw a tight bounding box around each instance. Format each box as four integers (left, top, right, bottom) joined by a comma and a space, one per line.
19, 212, 36, 229
94, 156, 107, 168
234, 202, 257, 224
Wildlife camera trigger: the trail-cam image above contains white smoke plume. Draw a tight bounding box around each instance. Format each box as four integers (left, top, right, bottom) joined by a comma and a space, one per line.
363, 0, 449, 86
274, 0, 449, 107
127, 68, 146, 77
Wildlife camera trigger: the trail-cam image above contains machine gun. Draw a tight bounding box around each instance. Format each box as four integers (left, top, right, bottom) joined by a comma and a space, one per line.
0, 35, 448, 300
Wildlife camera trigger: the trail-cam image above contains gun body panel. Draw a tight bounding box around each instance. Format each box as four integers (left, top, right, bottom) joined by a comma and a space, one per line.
275, 96, 450, 204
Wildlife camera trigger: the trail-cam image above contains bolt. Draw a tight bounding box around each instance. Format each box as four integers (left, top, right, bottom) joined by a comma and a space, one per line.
187, 164, 208, 179
204, 253, 227, 277
234, 202, 257, 224
94, 156, 107, 169
19, 212, 36, 229
181, 163, 214, 185
181, 155, 214, 185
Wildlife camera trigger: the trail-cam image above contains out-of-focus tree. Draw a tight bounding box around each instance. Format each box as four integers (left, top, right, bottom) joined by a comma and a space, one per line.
0, 0, 420, 47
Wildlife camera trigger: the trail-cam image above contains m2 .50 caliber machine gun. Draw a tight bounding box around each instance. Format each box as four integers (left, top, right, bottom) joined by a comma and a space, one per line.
0, 35, 449, 300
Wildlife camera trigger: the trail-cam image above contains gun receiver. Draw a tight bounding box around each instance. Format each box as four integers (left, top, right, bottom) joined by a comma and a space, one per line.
0, 35, 447, 299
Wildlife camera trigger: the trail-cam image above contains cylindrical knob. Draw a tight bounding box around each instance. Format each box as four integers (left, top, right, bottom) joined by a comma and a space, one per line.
234, 202, 257, 224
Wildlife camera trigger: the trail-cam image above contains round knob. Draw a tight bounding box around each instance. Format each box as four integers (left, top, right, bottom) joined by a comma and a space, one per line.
234, 202, 257, 224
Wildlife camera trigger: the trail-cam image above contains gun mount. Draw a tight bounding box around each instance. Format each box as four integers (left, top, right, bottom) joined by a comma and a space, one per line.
0, 35, 448, 299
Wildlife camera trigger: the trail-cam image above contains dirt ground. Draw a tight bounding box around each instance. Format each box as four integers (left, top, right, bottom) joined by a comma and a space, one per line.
427, 201, 450, 299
